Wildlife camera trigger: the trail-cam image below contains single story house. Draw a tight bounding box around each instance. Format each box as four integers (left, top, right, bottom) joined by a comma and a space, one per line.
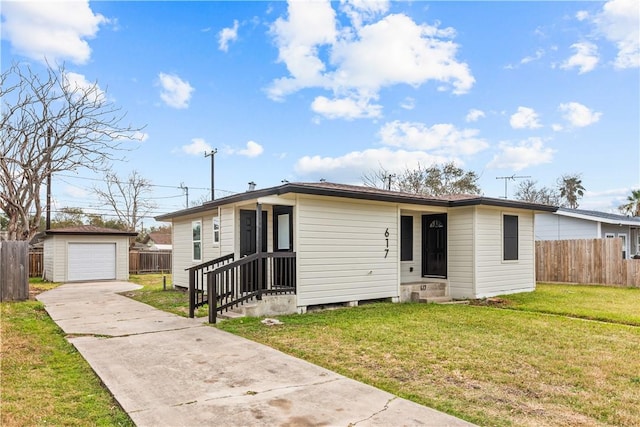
43, 225, 138, 282
156, 182, 556, 313
535, 207, 640, 259
142, 231, 172, 251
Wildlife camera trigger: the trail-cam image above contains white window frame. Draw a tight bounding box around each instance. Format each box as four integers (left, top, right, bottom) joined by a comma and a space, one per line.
212, 216, 220, 246
192, 220, 202, 262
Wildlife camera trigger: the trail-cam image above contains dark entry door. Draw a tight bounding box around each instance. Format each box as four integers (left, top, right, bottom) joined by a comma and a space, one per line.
240, 210, 267, 291
422, 214, 447, 277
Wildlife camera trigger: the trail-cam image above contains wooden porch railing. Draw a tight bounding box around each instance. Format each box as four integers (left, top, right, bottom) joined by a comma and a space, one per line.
186, 253, 235, 317
188, 252, 296, 323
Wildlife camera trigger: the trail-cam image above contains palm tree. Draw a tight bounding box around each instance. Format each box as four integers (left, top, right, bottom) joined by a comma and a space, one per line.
558, 174, 585, 209
619, 189, 640, 217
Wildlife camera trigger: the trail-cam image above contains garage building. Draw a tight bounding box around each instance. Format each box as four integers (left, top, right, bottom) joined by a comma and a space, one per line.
43, 226, 137, 282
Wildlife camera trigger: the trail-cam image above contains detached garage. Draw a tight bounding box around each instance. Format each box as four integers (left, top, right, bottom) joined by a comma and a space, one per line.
43, 226, 137, 282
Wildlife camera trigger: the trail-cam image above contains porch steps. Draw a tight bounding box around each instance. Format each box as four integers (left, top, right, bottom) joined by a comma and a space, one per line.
410, 282, 452, 304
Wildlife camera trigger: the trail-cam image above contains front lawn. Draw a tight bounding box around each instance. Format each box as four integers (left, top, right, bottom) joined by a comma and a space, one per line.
126, 274, 207, 317
217, 297, 640, 426
1, 281, 133, 426
495, 283, 640, 326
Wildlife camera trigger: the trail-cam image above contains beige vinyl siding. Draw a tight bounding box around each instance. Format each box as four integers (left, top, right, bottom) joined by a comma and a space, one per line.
43, 237, 54, 282
220, 206, 235, 256
171, 219, 198, 288
45, 235, 129, 282
475, 208, 535, 297
448, 207, 475, 299
296, 195, 398, 306
171, 208, 235, 288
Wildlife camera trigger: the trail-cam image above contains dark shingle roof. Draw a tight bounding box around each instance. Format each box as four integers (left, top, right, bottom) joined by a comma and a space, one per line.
44, 225, 138, 236
147, 231, 172, 245
156, 181, 557, 221
557, 207, 640, 225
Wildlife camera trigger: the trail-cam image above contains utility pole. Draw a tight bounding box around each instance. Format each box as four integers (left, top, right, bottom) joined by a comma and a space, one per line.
384, 173, 395, 191
495, 174, 531, 199
180, 182, 189, 208
46, 127, 52, 230
204, 149, 217, 200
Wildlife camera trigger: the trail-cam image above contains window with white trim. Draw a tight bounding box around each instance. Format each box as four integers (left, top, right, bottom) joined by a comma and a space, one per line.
212, 217, 220, 246
192, 220, 202, 261
503, 214, 518, 261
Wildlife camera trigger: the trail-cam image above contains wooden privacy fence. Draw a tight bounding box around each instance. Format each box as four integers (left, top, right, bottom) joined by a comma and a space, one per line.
536, 238, 640, 287
29, 250, 43, 277
1, 241, 29, 301
129, 250, 172, 274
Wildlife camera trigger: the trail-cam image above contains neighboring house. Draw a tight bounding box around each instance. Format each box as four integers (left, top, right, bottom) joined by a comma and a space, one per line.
156, 182, 556, 313
43, 226, 138, 282
143, 231, 172, 251
535, 207, 640, 259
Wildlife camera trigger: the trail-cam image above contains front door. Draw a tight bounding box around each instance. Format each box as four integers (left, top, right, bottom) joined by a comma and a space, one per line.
273, 206, 294, 287
239, 210, 267, 291
422, 214, 447, 277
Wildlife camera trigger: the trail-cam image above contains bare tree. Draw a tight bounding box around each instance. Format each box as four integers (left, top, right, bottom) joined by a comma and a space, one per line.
514, 179, 560, 205
362, 165, 396, 190
94, 170, 156, 232
0, 62, 144, 241
363, 162, 481, 196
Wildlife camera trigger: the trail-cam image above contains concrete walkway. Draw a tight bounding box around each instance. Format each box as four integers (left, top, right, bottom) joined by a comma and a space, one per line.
38, 282, 475, 427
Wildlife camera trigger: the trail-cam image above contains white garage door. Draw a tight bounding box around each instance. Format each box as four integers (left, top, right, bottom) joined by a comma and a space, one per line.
68, 243, 116, 281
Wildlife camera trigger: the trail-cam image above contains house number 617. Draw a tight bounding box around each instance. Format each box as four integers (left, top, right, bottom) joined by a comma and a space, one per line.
384, 228, 389, 258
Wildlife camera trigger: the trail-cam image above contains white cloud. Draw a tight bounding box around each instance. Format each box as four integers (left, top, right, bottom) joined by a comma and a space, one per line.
465, 108, 485, 122
157, 73, 194, 109
182, 138, 211, 155
558, 102, 602, 127
218, 20, 239, 52
592, 0, 639, 69
237, 140, 264, 158
0, 1, 106, 64
63, 72, 105, 103
267, 1, 474, 120
560, 42, 599, 74
311, 95, 382, 120
400, 97, 415, 110
294, 147, 449, 183
488, 138, 555, 171
551, 123, 564, 132
339, 0, 389, 28
520, 48, 545, 65
379, 121, 488, 156
510, 107, 542, 129
576, 11, 590, 22
224, 141, 264, 158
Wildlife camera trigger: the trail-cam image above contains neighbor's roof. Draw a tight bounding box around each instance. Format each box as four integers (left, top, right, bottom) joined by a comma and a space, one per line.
155, 181, 557, 221
44, 225, 138, 236
146, 231, 172, 245
554, 207, 640, 226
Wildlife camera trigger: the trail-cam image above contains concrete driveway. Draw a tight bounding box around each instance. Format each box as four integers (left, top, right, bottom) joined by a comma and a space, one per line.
37, 281, 475, 427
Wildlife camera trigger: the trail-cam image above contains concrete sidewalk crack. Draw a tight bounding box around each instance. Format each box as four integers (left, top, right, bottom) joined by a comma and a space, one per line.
350, 396, 397, 426
199, 377, 343, 404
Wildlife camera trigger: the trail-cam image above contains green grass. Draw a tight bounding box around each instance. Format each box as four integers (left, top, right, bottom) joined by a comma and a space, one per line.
495, 283, 640, 326
1, 285, 134, 427
126, 274, 207, 317
217, 297, 640, 426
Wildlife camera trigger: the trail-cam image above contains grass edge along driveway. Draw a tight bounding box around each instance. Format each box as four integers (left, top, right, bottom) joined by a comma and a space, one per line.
1, 280, 134, 427
216, 286, 640, 427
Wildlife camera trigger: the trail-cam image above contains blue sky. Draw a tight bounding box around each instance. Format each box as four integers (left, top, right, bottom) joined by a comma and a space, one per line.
2, 0, 639, 226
